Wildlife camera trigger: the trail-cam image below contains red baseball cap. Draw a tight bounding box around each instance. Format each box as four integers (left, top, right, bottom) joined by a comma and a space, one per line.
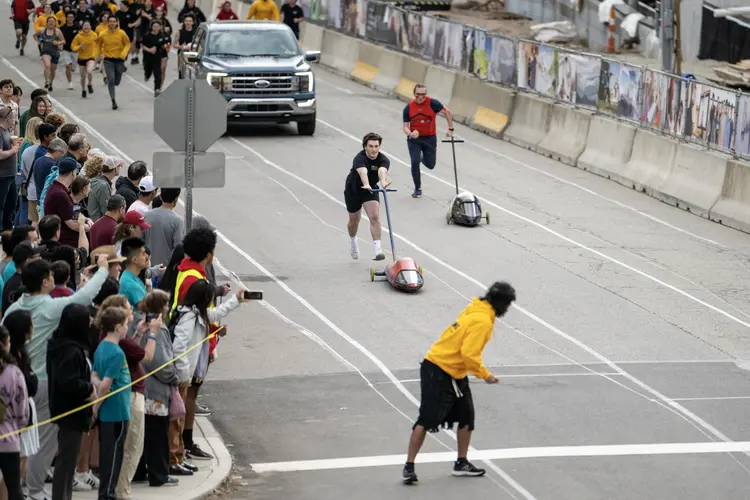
123, 210, 151, 230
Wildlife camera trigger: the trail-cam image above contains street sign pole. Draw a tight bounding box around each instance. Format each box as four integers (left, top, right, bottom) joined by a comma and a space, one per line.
153, 78, 228, 228
185, 81, 195, 231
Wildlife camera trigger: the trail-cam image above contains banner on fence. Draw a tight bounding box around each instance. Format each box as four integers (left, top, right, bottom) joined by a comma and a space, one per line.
473, 29, 488, 79
706, 87, 736, 151
364, 0, 396, 45
598, 61, 640, 121
641, 70, 668, 130
737, 95, 750, 157
574, 55, 600, 108
487, 35, 515, 86
518, 41, 557, 96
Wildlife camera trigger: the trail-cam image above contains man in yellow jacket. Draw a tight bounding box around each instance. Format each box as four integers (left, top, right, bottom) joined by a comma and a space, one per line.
245, 0, 280, 21
402, 281, 516, 485
96, 14, 130, 110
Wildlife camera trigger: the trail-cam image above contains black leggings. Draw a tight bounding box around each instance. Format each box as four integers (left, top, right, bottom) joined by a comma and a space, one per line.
143, 55, 163, 91
0, 452, 23, 500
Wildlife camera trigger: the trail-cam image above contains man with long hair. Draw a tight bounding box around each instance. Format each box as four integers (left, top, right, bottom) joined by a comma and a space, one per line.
402, 281, 516, 484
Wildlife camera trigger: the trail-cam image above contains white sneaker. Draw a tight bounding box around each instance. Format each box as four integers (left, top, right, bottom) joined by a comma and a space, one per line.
350, 243, 359, 260
85, 471, 100, 489
72, 473, 91, 491
373, 251, 385, 261
67, 82, 74, 90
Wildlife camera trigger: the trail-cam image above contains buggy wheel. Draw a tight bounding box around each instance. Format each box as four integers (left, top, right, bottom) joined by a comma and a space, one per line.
485, 211, 491, 224
446, 213, 452, 224
370, 267, 375, 282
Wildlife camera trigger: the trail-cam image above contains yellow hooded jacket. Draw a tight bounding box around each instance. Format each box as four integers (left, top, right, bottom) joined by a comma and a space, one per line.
71, 30, 99, 60
424, 298, 495, 381
97, 27, 131, 59
246, 0, 280, 21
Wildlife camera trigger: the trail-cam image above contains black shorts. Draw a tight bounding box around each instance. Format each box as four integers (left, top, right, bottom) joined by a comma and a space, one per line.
77, 58, 94, 66
344, 187, 379, 214
13, 19, 29, 34
414, 359, 475, 433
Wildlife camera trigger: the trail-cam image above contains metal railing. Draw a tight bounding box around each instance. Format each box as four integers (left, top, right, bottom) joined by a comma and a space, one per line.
305, 0, 750, 159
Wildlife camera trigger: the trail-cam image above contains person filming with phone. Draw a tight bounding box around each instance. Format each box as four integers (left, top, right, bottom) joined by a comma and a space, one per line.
167, 279, 256, 476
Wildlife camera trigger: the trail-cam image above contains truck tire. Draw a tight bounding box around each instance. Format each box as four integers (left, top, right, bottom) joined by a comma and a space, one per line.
297, 116, 316, 136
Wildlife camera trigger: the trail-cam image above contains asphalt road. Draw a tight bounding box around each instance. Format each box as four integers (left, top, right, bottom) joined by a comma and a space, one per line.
4, 25, 750, 500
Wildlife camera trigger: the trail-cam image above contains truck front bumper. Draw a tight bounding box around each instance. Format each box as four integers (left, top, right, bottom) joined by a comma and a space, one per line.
225, 97, 316, 125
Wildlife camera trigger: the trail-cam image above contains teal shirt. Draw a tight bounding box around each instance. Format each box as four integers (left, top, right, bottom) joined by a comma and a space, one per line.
119, 270, 147, 307
93, 340, 131, 423
2, 262, 15, 283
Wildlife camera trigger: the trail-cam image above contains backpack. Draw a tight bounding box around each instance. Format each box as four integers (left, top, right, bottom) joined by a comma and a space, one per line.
37, 166, 59, 217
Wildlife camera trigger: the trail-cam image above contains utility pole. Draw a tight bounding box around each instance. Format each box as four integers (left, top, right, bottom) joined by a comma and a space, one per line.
660, 0, 674, 73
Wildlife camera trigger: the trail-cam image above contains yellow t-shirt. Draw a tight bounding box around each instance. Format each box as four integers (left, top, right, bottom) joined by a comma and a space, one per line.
246, 0, 280, 21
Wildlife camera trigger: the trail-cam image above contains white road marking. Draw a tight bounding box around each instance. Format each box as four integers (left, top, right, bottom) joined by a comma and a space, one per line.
386, 372, 623, 384
252, 440, 750, 473
0, 56, 537, 500
317, 119, 750, 332
671, 396, 750, 402
223, 137, 740, 453
315, 76, 728, 248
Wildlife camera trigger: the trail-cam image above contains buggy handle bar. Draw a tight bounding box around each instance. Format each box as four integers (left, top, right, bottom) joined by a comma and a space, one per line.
441, 138, 465, 143
369, 188, 398, 193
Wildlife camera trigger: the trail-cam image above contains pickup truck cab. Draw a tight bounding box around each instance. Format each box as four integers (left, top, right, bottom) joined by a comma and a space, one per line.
181, 20, 320, 135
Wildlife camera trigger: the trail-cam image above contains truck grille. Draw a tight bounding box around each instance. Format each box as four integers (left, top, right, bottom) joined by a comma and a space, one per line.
228, 72, 296, 95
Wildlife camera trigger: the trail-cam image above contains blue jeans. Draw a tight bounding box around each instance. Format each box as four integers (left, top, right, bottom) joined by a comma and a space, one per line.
14, 197, 28, 227
407, 135, 437, 190
0, 177, 17, 231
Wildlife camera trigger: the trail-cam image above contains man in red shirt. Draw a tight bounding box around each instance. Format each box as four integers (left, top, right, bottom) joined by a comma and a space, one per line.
89, 194, 126, 250
10, 0, 35, 56
402, 83, 454, 198
44, 158, 93, 247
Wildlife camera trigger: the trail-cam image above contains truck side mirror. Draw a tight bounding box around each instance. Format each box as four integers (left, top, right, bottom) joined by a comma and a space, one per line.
305, 51, 320, 63
183, 51, 200, 64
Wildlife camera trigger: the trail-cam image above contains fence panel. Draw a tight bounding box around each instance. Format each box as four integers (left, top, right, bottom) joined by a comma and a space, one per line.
598, 59, 643, 123
486, 34, 516, 87
555, 47, 601, 109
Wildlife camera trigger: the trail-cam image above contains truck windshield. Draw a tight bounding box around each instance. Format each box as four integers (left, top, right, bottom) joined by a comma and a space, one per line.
207, 29, 301, 58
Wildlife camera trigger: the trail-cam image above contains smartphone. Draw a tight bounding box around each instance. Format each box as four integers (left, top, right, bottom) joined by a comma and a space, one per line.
146, 312, 159, 322
243, 290, 263, 300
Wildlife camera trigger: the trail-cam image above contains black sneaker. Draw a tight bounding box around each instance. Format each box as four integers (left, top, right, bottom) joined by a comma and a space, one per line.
452, 460, 486, 477
15, 39, 20, 49
88, 84, 93, 94
187, 444, 213, 460
181, 462, 198, 472
168, 464, 193, 476
82, 90, 87, 98
131, 57, 139, 65
402, 464, 418, 484
112, 100, 118, 110
20, 48, 24, 56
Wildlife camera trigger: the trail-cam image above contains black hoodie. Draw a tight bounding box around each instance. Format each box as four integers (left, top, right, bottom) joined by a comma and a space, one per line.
115, 176, 140, 210
46, 335, 94, 431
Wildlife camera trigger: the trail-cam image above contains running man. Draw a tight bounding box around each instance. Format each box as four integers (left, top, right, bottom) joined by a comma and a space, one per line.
402, 83, 454, 198
402, 281, 516, 484
59, 12, 80, 90
344, 132, 391, 261
10, 0, 35, 56
97, 14, 130, 110
33, 15, 65, 92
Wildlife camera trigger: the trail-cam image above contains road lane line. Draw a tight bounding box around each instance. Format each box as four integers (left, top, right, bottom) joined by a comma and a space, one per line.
251, 440, 750, 473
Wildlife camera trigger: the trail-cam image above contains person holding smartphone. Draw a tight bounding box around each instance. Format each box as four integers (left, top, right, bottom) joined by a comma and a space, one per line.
0, 106, 21, 232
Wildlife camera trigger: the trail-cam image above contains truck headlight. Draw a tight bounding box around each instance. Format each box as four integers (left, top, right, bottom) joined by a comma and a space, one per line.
295, 71, 314, 93
206, 72, 228, 91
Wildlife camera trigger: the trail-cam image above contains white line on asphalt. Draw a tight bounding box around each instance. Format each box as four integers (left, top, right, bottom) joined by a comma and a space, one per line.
251, 440, 750, 473
0, 57, 537, 500
315, 76, 728, 248
671, 396, 750, 402
385, 372, 623, 384
317, 118, 750, 333
223, 137, 739, 452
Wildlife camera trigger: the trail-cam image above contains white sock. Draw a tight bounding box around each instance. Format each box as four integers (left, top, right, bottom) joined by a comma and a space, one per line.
350, 236, 357, 247
374, 240, 382, 253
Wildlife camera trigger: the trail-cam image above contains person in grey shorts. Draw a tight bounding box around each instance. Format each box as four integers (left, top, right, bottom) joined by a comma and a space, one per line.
97, 15, 131, 110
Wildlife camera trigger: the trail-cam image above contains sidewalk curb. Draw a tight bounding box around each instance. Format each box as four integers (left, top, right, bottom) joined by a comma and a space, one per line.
192, 416, 234, 500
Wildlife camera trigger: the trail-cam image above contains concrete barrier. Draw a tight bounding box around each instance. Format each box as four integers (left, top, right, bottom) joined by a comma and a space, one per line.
371, 50, 404, 93
616, 129, 676, 193
448, 75, 482, 123
503, 93, 552, 151
300, 22, 324, 52
424, 65, 456, 105
320, 30, 358, 75
578, 116, 636, 179
710, 159, 750, 232
395, 56, 429, 102
470, 83, 515, 137
651, 143, 729, 218
350, 42, 381, 86
536, 104, 593, 166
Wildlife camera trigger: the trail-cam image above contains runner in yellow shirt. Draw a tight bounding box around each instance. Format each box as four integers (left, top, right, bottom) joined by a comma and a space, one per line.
97, 15, 130, 110
71, 20, 99, 98
245, 0, 279, 21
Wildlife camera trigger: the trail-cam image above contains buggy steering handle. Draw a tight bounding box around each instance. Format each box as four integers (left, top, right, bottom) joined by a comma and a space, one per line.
441, 138, 465, 143
369, 189, 398, 193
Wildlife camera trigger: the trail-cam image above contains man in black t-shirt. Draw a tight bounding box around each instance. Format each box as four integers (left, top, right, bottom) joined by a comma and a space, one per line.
280, 0, 303, 39
344, 132, 391, 261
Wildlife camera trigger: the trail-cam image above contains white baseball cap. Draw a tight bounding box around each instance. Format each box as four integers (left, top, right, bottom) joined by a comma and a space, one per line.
139, 175, 156, 193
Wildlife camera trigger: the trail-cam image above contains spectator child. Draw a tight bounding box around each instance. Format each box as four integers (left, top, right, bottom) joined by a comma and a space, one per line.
49, 261, 73, 298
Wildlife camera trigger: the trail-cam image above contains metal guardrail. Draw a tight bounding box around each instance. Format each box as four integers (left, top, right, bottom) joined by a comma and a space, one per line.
305, 0, 750, 159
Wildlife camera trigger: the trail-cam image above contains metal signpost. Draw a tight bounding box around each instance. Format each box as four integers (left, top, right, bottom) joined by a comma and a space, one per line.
153, 78, 228, 230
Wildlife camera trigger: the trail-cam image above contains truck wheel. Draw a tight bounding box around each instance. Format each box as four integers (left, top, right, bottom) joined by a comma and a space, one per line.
298, 118, 316, 136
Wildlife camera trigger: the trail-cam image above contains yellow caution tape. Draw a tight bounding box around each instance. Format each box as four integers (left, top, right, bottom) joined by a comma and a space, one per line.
0, 325, 225, 440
